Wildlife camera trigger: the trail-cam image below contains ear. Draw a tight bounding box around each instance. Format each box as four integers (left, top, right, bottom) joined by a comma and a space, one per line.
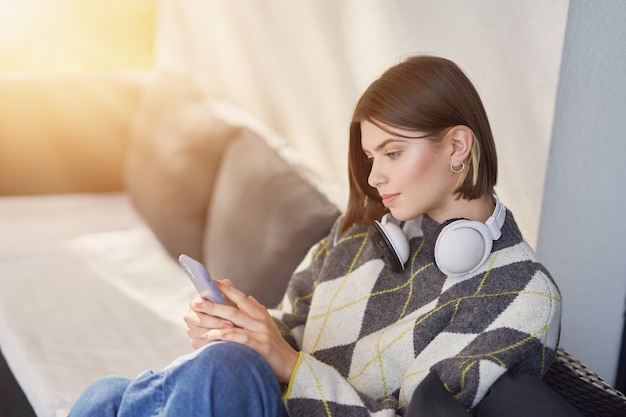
449, 126, 473, 164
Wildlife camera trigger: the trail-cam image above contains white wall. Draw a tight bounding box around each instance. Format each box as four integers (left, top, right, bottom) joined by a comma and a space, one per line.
537, 0, 626, 384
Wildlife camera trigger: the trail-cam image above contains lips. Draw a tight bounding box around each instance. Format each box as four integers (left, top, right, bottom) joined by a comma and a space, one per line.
380, 193, 399, 207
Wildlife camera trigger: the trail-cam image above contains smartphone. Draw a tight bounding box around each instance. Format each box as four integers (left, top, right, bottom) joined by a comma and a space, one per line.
178, 254, 227, 304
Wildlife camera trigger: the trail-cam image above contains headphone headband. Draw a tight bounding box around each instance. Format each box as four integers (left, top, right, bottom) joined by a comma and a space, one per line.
485, 191, 506, 240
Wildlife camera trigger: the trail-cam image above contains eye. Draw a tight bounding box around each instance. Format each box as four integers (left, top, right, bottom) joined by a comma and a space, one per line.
385, 151, 401, 160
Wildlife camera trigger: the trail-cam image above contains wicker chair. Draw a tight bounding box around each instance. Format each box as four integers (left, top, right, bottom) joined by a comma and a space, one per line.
544, 347, 626, 417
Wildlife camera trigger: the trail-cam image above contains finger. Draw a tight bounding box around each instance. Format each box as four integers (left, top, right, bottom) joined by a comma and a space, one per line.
187, 325, 207, 341
214, 280, 247, 304
217, 278, 234, 287
215, 282, 267, 319
189, 296, 205, 312
184, 300, 235, 330
189, 297, 227, 319
203, 329, 224, 342
189, 337, 208, 350
247, 295, 268, 313
200, 280, 238, 307
184, 314, 233, 332
215, 325, 299, 384
188, 332, 222, 350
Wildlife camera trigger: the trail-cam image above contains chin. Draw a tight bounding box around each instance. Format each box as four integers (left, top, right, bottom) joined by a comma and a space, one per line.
387, 208, 419, 222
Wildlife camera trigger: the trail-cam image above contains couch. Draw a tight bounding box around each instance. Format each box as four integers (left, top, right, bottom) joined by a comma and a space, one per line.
0, 71, 341, 417
1, 72, 624, 417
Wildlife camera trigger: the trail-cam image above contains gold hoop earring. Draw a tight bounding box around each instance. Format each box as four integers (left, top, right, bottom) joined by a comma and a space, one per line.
450, 161, 465, 173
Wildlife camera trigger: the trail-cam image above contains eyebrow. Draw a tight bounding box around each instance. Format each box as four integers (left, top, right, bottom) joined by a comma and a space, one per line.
374, 138, 406, 152
362, 137, 412, 155
362, 132, 430, 154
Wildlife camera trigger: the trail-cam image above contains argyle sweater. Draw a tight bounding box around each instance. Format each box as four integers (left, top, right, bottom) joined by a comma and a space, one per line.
270, 210, 562, 416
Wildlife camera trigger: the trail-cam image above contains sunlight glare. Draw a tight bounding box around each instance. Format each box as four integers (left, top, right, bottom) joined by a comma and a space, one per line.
0, 0, 41, 45
0, 0, 155, 71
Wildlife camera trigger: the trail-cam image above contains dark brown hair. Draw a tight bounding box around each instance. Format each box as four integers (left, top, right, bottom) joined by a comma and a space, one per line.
341, 55, 498, 232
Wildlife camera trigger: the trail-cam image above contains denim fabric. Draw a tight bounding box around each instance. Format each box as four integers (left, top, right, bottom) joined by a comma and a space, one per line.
68, 342, 288, 417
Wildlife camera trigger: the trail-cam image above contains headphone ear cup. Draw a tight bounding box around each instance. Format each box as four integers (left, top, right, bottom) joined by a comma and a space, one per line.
430, 218, 461, 261
370, 219, 409, 272
433, 219, 493, 277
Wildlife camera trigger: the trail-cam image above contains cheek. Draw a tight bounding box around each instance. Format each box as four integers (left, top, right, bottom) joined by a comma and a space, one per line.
400, 155, 454, 203
403, 152, 443, 183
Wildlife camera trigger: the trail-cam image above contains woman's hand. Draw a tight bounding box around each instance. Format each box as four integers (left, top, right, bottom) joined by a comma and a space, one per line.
183, 281, 236, 350
183, 279, 299, 384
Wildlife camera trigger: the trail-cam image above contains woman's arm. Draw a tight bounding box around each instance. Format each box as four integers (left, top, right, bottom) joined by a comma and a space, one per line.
183, 219, 340, 383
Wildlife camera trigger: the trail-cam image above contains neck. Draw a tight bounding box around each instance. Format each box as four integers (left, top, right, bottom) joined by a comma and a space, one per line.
428, 193, 496, 224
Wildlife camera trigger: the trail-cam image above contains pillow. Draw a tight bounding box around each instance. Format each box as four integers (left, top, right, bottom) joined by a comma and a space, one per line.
406, 370, 472, 417
203, 128, 341, 307
476, 371, 584, 417
124, 73, 240, 260
406, 370, 584, 417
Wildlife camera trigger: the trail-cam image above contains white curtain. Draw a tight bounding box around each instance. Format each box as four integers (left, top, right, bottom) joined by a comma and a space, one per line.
154, 0, 569, 247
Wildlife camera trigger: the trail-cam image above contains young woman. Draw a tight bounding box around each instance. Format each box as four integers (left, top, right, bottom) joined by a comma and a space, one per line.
69, 55, 561, 416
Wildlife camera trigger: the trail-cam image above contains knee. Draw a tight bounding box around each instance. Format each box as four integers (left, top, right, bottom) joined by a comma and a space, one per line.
190, 342, 286, 415
195, 341, 268, 374
188, 342, 278, 387
199, 341, 259, 361
69, 376, 131, 416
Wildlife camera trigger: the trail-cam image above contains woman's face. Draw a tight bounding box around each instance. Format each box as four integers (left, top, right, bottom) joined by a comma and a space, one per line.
361, 120, 457, 222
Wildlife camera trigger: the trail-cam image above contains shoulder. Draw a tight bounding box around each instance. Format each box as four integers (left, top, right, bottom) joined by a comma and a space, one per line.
493, 210, 557, 283
328, 215, 371, 246
486, 210, 562, 324
298, 216, 371, 267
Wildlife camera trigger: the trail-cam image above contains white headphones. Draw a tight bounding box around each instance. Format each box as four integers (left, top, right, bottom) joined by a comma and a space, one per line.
370, 192, 506, 277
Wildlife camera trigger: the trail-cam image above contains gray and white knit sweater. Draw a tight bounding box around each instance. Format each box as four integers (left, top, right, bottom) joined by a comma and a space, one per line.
270, 210, 562, 416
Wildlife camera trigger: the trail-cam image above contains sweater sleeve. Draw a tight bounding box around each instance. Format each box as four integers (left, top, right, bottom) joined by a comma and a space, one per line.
283, 352, 403, 416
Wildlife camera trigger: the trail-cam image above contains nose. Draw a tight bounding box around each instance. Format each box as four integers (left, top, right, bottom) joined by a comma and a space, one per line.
367, 158, 386, 188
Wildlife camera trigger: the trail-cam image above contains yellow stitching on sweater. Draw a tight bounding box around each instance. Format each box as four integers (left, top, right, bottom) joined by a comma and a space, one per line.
283, 352, 304, 399
307, 233, 432, 324
375, 331, 390, 396
441, 328, 551, 395
397, 237, 428, 320
302, 356, 333, 417
307, 229, 424, 320
448, 325, 551, 386
539, 272, 560, 376
310, 232, 369, 353
346, 290, 558, 381
399, 369, 429, 405
450, 253, 500, 323
290, 240, 329, 315
474, 253, 498, 295
291, 292, 314, 316
459, 359, 478, 391
307, 262, 432, 321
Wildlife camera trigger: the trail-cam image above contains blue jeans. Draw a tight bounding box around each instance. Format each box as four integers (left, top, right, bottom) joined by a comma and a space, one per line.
68, 342, 288, 417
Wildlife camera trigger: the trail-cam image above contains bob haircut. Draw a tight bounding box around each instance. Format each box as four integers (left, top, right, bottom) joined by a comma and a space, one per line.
341, 55, 498, 232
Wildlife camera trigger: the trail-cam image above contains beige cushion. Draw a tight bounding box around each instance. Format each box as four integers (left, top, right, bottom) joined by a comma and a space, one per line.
204, 128, 341, 307
125, 73, 239, 260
